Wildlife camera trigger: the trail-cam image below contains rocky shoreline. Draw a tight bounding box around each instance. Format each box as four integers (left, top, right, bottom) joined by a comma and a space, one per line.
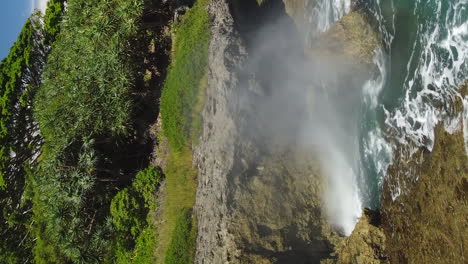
193, 0, 468, 263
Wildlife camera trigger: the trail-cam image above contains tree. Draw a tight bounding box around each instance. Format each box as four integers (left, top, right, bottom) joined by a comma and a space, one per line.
0, 5, 66, 262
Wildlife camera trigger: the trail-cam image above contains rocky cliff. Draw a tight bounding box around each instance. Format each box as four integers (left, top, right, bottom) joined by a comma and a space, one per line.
193, 0, 467, 263
194, 0, 380, 263
194, 0, 338, 262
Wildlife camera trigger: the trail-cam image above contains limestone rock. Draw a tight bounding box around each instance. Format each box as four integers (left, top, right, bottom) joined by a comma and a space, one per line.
307, 11, 380, 66
381, 124, 468, 264
323, 209, 388, 264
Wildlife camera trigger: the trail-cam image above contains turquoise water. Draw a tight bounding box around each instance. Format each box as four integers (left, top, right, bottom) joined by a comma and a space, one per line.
360, 0, 468, 205
301, 0, 467, 233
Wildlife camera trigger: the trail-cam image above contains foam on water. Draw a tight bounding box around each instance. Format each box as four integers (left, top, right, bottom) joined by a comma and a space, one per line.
363, 50, 387, 109
361, 50, 393, 202
314, 0, 351, 33
305, 0, 351, 41
364, 0, 468, 199
385, 0, 467, 148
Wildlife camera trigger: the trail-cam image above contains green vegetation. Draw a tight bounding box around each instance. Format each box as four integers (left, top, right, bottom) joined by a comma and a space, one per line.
30, 0, 148, 262
165, 208, 197, 264
43, 0, 66, 46
0, 1, 65, 262
156, 149, 198, 263
161, 0, 210, 151
113, 167, 161, 264
112, 188, 147, 238
156, 0, 210, 262
0, 0, 210, 262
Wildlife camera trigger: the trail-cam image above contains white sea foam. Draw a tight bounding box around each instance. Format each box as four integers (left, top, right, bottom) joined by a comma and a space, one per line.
305, 0, 351, 41
363, 0, 468, 201
314, 0, 351, 33
363, 50, 386, 109
383, 0, 468, 154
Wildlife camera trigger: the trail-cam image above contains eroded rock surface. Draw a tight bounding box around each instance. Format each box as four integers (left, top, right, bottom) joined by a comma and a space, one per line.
194, 0, 383, 263
194, 1, 340, 263
306, 11, 379, 66
322, 210, 388, 264
381, 124, 468, 264
193, 0, 245, 262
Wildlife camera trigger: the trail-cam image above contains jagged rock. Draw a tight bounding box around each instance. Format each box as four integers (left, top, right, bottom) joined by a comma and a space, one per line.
306, 11, 380, 66
195, 1, 466, 263
194, 1, 382, 263
282, 0, 307, 33
194, 0, 341, 263
322, 209, 388, 264
193, 0, 245, 262
381, 123, 468, 264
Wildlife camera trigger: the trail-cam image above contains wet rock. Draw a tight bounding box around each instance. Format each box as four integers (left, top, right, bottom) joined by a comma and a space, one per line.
194, 1, 382, 263
322, 209, 388, 264
306, 11, 380, 66
381, 124, 468, 264
194, 0, 341, 263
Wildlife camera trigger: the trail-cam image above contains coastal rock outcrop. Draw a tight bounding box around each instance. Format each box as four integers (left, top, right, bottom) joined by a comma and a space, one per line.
194, 0, 384, 263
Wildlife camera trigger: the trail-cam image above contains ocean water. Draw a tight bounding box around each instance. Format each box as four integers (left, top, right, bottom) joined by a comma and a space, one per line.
303, 0, 468, 234
362, 0, 468, 202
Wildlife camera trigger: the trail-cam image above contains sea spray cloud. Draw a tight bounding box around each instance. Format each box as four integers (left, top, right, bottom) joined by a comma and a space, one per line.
311, 128, 363, 235
233, 4, 370, 235
300, 90, 364, 235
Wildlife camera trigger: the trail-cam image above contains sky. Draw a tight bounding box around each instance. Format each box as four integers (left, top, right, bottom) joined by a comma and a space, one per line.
0, 0, 49, 60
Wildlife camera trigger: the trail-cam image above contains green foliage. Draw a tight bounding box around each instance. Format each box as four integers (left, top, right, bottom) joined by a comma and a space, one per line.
111, 166, 161, 238
112, 166, 161, 264
161, 0, 210, 150
132, 226, 158, 263
133, 166, 162, 210
0, 173, 4, 190
43, 0, 66, 46
165, 208, 196, 264
116, 225, 158, 264
111, 188, 146, 237
30, 0, 146, 262
35, 0, 143, 145
0, 6, 64, 262
0, 19, 35, 189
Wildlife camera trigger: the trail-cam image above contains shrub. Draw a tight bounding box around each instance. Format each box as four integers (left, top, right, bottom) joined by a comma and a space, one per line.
131, 226, 158, 264
110, 188, 146, 238
133, 166, 162, 210
112, 166, 162, 263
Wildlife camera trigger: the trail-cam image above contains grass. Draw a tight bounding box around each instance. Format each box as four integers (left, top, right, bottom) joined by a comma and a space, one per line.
160, 0, 210, 151
165, 208, 197, 264
156, 0, 210, 262
156, 148, 198, 264
155, 0, 210, 262
190, 73, 208, 145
